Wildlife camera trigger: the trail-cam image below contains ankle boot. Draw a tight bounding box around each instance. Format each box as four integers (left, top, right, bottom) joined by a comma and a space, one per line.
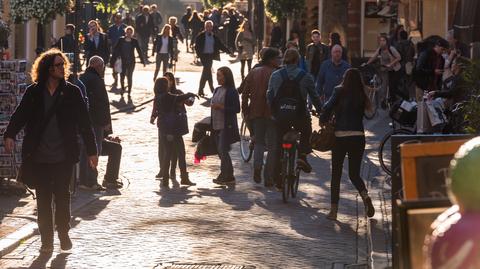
360, 191, 375, 218
180, 172, 196, 186
326, 204, 338, 220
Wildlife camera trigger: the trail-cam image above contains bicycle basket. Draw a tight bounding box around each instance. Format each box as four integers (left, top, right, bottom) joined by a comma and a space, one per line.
389, 100, 417, 126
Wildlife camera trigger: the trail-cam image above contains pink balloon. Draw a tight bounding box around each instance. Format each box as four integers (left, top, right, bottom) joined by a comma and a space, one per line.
425, 206, 480, 268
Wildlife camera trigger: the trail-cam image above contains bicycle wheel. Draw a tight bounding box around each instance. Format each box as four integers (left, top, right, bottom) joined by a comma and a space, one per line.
281, 151, 290, 203
379, 128, 414, 176
291, 168, 300, 198
239, 119, 253, 162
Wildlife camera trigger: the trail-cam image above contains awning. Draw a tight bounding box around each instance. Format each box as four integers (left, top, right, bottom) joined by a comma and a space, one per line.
453, 0, 480, 43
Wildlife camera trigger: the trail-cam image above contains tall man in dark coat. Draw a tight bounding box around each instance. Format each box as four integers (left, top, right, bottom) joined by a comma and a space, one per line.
135, 5, 155, 63
79, 56, 111, 191
195, 20, 231, 96
3, 49, 97, 253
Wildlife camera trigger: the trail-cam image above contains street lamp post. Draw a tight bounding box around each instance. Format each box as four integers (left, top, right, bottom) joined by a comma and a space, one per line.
73, 0, 82, 77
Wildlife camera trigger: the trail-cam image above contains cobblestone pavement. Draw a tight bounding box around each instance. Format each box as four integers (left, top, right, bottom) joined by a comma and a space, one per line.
0, 49, 392, 269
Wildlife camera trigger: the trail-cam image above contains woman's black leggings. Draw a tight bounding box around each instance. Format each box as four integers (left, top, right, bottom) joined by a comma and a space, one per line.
120, 64, 134, 94
330, 135, 367, 205
240, 59, 252, 79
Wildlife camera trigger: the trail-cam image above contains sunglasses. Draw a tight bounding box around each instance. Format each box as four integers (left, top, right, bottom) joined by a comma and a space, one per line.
53, 62, 65, 68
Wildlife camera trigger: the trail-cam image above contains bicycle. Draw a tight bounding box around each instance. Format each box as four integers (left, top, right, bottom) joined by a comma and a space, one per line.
280, 127, 301, 203
239, 116, 254, 162
359, 64, 383, 119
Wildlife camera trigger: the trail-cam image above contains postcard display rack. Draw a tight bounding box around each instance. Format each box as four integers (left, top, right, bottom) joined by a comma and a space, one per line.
0, 60, 27, 178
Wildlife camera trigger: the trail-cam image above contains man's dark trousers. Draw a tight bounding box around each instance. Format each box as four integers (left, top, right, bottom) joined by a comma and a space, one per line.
199, 54, 214, 94
101, 139, 122, 182
34, 161, 74, 246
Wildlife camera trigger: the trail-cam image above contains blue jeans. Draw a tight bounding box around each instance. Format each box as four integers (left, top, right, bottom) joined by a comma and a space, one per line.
214, 129, 234, 179
79, 126, 104, 186
252, 117, 277, 183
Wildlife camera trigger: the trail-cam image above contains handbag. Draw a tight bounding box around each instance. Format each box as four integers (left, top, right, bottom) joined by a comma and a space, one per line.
426, 98, 447, 127
311, 120, 335, 152
114, 58, 122, 73
195, 133, 218, 157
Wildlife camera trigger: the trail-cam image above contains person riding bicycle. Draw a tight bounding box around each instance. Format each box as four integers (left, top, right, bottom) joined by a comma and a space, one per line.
363, 34, 402, 109
267, 48, 322, 188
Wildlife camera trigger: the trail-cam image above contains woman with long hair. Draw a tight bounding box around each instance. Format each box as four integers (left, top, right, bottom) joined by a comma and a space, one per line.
211, 67, 240, 185
110, 26, 146, 97
235, 21, 255, 80
364, 34, 402, 108
163, 72, 196, 186
150, 77, 197, 187
320, 68, 375, 220
153, 24, 174, 81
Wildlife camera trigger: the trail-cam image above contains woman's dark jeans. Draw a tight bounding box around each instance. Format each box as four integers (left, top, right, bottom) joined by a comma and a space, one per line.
161, 134, 187, 179
330, 135, 368, 205
214, 129, 234, 179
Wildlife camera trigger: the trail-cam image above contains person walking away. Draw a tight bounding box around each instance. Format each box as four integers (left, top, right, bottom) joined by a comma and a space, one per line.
3, 49, 98, 253
150, 4, 163, 43
412, 38, 449, 101
211, 67, 240, 185
189, 11, 204, 52
150, 77, 197, 187
242, 48, 281, 186
135, 5, 154, 63
195, 20, 231, 97
78, 56, 111, 191
320, 68, 375, 220
270, 23, 283, 48
394, 30, 415, 99
315, 45, 350, 103
235, 21, 255, 80
267, 49, 323, 189
107, 13, 127, 90
363, 34, 402, 108
329, 32, 348, 62
305, 30, 330, 79
181, 6, 193, 52
161, 72, 197, 186
153, 24, 174, 81
84, 20, 110, 66
110, 26, 146, 97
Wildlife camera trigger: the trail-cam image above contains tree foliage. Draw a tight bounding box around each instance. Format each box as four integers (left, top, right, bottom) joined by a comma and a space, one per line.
9, 0, 73, 24
264, 0, 305, 22
462, 60, 480, 134
202, 0, 235, 9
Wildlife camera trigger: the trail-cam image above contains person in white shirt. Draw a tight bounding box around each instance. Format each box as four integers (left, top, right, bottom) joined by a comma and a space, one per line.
153, 24, 174, 81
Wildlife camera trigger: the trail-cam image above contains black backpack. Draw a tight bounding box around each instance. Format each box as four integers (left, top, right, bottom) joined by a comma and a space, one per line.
272, 68, 306, 123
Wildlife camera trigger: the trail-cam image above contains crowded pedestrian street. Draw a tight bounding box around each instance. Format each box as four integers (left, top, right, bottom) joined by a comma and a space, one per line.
0, 51, 392, 268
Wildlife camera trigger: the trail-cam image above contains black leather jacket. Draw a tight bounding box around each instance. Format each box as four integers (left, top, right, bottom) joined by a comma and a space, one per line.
4, 80, 97, 163
320, 86, 365, 133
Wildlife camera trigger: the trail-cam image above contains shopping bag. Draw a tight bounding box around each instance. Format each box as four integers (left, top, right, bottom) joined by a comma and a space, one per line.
417, 100, 432, 133
114, 58, 122, 73
425, 99, 447, 127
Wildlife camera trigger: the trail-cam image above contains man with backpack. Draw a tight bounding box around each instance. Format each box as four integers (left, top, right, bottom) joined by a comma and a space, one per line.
267, 48, 322, 189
